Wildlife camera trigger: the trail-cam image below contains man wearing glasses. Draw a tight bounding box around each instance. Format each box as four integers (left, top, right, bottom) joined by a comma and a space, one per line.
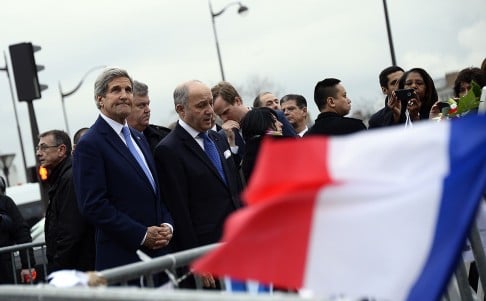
37, 130, 95, 273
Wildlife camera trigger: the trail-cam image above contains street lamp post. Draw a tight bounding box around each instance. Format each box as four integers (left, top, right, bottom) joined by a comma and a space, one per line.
209, 0, 248, 81
382, 0, 397, 66
0, 153, 16, 187
59, 65, 105, 135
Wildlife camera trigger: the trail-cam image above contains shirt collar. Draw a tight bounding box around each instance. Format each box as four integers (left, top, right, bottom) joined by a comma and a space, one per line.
178, 119, 202, 139
100, 112, 127, 135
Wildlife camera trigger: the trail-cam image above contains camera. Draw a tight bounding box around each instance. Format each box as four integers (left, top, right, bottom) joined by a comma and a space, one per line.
395, 88, 416, 105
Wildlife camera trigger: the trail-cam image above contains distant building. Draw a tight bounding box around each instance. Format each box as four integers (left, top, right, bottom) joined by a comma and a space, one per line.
435, 71, 459, 101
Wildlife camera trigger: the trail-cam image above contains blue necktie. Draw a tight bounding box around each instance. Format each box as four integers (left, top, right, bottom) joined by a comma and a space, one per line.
122, 126, 156, 191
199, 132, 227, 185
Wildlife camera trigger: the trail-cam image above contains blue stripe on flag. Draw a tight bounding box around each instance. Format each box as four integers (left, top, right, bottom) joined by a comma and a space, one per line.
408, 116, 486, 300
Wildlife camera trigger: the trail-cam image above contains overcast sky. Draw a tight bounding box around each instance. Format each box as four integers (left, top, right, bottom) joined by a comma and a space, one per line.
1, 0, 485, 184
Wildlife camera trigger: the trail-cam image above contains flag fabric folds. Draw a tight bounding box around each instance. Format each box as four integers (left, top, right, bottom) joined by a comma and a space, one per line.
192, 115, 486, 300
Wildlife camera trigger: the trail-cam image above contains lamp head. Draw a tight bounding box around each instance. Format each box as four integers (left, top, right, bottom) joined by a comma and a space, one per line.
237, 3, 249, 15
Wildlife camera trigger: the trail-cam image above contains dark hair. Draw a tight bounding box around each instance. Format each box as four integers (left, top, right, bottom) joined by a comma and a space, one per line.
39, 130, 72, 155
241, 107, 278, 141
453, 67, 486, 97
280, 94, 307, 109
379, 66, 404, 88
211, 81, 241, 105
314, 78, 341, 111
0, 176, 6, 194
398, 68, 438, 119
73, 127, 89, 145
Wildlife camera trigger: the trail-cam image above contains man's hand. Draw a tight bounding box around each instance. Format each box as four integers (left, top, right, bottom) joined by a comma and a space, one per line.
159, 223, 173, 246
143, 225, 172, 250
221, 120, 240, 147
198, 272, 216, 288
388, 92, 402, 123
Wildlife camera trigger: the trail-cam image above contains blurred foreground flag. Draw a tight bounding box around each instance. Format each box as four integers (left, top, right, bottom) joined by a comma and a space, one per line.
193, 115, 486, 300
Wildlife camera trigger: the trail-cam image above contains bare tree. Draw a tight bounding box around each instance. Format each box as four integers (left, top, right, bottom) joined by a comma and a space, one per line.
235, 74, 284, 104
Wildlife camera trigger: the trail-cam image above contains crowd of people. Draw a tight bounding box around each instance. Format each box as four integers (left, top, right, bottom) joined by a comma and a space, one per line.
1, 58, 485, 289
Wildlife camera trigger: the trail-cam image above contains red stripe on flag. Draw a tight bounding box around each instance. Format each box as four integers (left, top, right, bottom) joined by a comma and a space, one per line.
193, 137, 333, 289
244, 137, 332, 206
192, 189, 320, 289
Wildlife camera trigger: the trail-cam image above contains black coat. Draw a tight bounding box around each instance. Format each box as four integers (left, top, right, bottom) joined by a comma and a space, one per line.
143, 124, 171, 153
0, 194, 35, 283
306, 112, 367, 136
154, 123, 243, 252
45, 156, 95, 273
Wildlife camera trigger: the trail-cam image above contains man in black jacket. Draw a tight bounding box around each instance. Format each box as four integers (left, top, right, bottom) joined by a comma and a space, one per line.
306, 78, 366, 136
127, 80, 171, 152
368, 66, 404, 128
37, 130, 95, 273
0, 176, 36, 283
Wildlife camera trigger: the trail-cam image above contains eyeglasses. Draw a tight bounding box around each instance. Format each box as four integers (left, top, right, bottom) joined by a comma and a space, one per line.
35, 144, 60, 152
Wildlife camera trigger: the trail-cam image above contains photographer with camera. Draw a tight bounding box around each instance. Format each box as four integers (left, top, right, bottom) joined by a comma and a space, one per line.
0, 176, 37, 284
389, 67, 438, 127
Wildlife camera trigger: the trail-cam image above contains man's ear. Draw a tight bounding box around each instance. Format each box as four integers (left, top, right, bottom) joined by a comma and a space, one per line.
326, 97, 335, 107
234, 96, 242, 105
175, 104, 184, 115
97, 96, 103, 107
381, 86, 387, 95
58, 144, 67, 157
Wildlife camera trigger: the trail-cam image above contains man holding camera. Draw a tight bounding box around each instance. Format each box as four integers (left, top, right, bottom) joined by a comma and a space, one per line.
369, 66, 405, 128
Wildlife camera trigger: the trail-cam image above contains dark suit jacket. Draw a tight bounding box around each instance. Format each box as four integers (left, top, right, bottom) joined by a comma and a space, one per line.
154, 123, 243, 252
45, 156, 95, 273
73, 116, 173, 270
306, 112, 367, 136
143, 124, 171, 153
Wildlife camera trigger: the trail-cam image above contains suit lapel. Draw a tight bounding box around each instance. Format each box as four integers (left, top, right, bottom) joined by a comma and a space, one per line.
96, 117, 156, 195
175, 124, 227, 186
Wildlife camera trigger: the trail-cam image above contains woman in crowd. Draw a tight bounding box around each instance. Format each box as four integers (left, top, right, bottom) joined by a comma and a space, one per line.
397, 67, 438, 123
240, 107, 283, 183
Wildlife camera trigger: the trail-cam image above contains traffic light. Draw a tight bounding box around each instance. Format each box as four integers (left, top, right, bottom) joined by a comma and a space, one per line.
8, 42, 47, 101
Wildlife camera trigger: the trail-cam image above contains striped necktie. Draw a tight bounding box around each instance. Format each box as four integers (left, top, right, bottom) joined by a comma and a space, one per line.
122, 126, 156, 191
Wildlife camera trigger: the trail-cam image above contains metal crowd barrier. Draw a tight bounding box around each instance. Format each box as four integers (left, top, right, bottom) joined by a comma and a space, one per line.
98, 243, 220, 287
0, 223, 485, 300
0, 286, 317, 301
0, 241, 48, 284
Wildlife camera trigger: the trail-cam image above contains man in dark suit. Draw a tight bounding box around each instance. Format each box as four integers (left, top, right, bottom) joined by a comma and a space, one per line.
72, 68, 173, 272
127, 80, 171, 152
306, 78, 366, 136
211, 82, 296, 166
154, 80, 243, 289
37, 129, 94, 273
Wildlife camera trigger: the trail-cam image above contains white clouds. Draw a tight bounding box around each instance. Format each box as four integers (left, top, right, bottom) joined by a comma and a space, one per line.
1, 0, 485, 183
457, 19, 486, 62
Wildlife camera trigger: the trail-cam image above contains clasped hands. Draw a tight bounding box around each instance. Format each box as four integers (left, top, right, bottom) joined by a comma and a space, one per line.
143, 224, 172, 250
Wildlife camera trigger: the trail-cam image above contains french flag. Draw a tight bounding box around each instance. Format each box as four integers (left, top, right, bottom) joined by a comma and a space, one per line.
193, 115, 486, 300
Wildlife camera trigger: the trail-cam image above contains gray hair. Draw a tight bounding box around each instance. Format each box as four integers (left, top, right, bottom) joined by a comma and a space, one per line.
173, 80, 202, 107
94, 68, 133, 109
133, 80, 148, 97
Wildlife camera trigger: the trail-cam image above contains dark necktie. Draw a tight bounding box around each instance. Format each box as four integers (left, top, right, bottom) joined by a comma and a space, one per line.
122, 126, 156, 191
199, 132, 227, 185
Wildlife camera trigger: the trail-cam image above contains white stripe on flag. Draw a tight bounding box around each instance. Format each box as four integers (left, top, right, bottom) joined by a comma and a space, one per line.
304, 121, 450, 300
